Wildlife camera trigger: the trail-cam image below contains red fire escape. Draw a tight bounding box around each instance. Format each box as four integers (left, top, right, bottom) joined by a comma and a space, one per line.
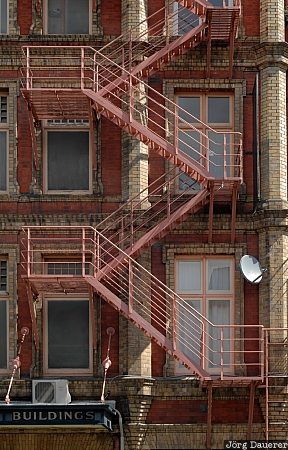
19, 0, 275, 443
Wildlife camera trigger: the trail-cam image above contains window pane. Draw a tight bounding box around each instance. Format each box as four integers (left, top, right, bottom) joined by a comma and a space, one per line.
178, 97, 200, 124
207, 259, 231, 292
208, 300, 230, 368
47, 131, 89, 191
0, 0, 7, 34
208, 131, 231, 178
48, 300, 90, 368
48, 0, 89, 34
0, 260, 7, 291
209, 0, 224, 6
0, 131, 7, 191
175, 4, 199, 35
47, 262, 90, 275
178, 130, 201, 191
177, 260, 201, 293
208, 97, 230, 124
66, 0, 89, 34
0, 300, 7, 368
176, 299, 202, 370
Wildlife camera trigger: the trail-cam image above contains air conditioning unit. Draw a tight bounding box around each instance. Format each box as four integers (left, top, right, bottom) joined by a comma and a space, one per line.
32, 380, 71, 404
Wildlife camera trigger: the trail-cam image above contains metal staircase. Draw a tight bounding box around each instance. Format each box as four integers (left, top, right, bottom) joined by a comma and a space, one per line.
264, 328, 288, 440
21, 225, 264, 382
19, 0, 249, 381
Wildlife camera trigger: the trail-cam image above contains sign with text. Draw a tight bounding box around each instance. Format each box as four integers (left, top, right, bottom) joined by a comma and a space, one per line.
0, 403, 115, 430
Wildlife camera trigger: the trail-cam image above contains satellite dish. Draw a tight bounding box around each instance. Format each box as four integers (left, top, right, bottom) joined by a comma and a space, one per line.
239, 255, 267, 284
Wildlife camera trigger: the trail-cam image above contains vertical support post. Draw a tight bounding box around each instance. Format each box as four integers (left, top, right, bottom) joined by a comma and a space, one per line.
93, 52, 98, 92
265, 329, 269, 440
26, 47, 31, 89
27, 228, 31, 277
208, 182, 214, 244
247, 381, 256, 440
82, 228, 86, 277
89, 286, 96, 350
172, 295, 177, 351
128, 259, 133, 315
231, 183, 237, 244
174, 103, 178, 154
81, 47, 85, 90
223, 134, 227, 179
206, 382, 213, 450
220, 326, 224, 380
200, 322, 205, 370
94, 229, 98, 278
129, 75, 134, 123
130, 202, 134, 247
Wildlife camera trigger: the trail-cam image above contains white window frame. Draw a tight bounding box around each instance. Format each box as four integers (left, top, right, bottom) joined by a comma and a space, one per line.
0, 259, 8, 373
43, 0, 93, 35
175, 256, 234, 374
175, 93, 234, 189
43, 295, 93, 376
43, 122, 92, 195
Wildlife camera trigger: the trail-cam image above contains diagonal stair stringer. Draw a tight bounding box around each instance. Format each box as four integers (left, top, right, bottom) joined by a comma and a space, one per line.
97, 188, 210, 279
83, 88, 213, 184
97, 22, 208, 98
85, 275, 210, 380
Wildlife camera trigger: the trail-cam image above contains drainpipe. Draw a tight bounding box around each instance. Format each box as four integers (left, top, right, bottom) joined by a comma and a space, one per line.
113, 407, 125, 450
254, 71, 261, 206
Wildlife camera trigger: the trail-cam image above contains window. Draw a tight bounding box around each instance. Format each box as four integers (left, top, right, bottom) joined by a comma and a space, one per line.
0, 260, 7, 291
44, 121, 91, 194
44, 297, 92, 375
0, 0, 8, 34
173, 2, 200, 35
45, 0, 91, 34
0, 299, 8, 369
176, 94, 233, 189
0, 95, 8, 192
0, 260, 8, 371
175, 257, 234, 373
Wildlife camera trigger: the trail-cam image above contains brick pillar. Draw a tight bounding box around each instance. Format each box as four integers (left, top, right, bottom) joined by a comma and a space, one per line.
259, 64, 287, 208
260, 0, 285, 43
119, 251, 152, 377
259, 229, 288, 329
121, 0, 148, 38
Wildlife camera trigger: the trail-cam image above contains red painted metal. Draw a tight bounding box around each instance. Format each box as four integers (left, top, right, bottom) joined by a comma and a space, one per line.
97, 188, 210, 277
21, 226, 265, 382
263, 328, 288, 440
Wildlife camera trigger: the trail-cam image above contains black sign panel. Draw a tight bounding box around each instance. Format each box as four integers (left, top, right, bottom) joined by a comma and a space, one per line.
0, 403, 116, 430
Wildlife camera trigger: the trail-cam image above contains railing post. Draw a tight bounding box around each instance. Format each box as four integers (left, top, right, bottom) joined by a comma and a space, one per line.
129, 75, 134, 123
174, 103, 178, 153
82, 228, 86, 277
128, 259, 133, 315
94, 229, 97, 277
260, 327, 265, 381
172, 295, 177, 351
130, 202, 134, 247
26, 47, 31, 90
27, 228, 31, 277
200, 323, 205, 370
93, 52, 98, 92
81, 47, 85, 90
167, 178, 171, 218
220, 327, 224, 380
223, 134, 227, 179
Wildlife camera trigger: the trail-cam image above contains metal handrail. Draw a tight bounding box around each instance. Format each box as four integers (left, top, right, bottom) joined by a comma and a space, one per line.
21, 226, 264, 378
